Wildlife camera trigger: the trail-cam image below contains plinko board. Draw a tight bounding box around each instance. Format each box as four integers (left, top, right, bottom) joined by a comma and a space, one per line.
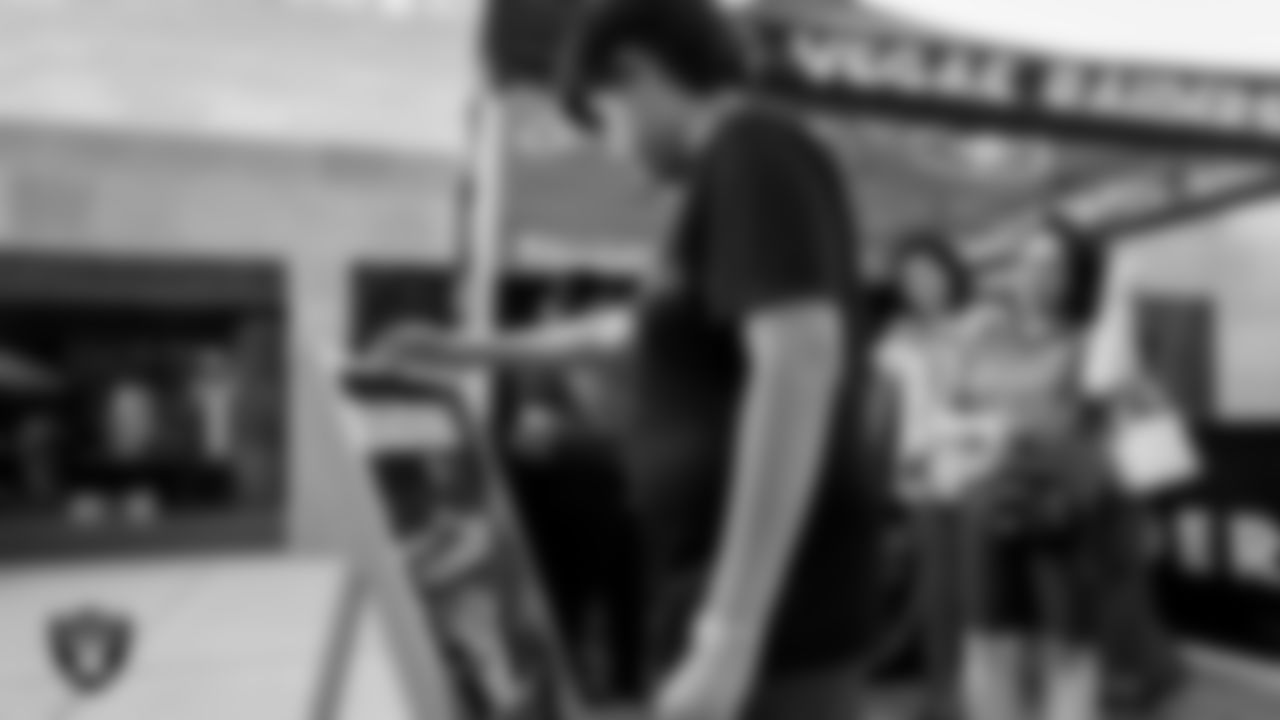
342, 367, 584, 720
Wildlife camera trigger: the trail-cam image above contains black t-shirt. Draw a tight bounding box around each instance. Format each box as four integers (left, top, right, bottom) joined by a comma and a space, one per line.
623, 103, 883, 677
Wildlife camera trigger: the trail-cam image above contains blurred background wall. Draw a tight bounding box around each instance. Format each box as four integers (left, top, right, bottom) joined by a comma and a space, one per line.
0, 0, 480, 554
1126, 204, 1280, 421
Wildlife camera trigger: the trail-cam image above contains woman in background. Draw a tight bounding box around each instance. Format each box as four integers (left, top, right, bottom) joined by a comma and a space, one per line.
954, 228, 1116, 720
502, 360, 646, 702
873, 232, 979, 720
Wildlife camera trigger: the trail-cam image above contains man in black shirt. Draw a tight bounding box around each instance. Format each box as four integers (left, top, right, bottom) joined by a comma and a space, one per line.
372, 1, 882, 717
559, 1, 879, 716
628, 109, 878, 715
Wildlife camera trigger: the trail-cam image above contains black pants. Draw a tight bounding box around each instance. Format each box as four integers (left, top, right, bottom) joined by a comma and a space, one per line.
978, 506, 1120, 647
508, 441, 647, 699
744, 664, 863, 720
915, 505, 969, 713
970, 431, 1122, 646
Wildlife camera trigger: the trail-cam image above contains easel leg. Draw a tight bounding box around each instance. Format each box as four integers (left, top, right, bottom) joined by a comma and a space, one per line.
918, 505, 965, 719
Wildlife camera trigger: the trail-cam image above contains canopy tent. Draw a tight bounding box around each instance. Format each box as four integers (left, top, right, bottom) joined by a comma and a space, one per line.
484, 0, 1280, 273
747, 1, 1280, 232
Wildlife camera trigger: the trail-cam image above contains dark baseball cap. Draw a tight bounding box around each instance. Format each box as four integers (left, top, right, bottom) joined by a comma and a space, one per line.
555, 0, 749, 131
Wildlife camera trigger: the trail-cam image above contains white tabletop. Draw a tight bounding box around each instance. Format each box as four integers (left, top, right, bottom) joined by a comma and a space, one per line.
0, 555, 348, 720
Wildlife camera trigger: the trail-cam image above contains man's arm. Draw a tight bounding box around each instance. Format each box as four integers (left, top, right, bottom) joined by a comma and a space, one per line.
1081, 253, 1140, 399
368, 305, 634, 372
700, 301, 844, 643
694, 119, 856, 652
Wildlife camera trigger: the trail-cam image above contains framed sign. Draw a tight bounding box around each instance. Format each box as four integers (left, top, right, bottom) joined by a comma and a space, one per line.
343, 369, 586, 720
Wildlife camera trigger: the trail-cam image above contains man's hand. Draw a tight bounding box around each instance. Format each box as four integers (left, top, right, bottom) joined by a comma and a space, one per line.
362, 307, 634, 373
365, 322, 453, 367
655, 620, 760, 720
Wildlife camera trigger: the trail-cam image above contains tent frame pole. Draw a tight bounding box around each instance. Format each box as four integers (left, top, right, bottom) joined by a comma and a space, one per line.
457, 90, 510, 417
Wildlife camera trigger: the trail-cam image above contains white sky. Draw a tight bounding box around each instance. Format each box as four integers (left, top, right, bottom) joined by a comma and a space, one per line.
867, 0, 1280, 72
0, 0, 482, 154
5, 0, 1280, 154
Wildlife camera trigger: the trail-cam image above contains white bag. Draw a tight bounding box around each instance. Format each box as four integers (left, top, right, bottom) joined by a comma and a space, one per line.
1107, 403, 1200, 495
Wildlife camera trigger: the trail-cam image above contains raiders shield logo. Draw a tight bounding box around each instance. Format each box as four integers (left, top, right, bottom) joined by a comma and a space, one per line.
49, 608, 133, 694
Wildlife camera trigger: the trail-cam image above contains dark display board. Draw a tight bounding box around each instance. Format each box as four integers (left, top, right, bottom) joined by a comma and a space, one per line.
1150, 424, 1280, 658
